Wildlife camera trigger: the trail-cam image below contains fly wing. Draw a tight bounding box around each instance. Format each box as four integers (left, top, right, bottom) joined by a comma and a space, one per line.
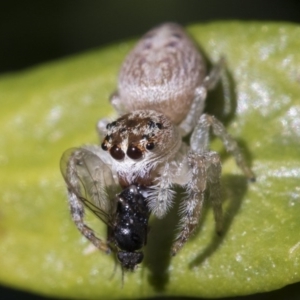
60, 147, 121, 225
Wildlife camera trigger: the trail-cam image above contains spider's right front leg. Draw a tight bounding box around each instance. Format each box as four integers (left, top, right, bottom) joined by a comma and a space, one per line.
63, 150, 111, 254
147, 162, 175, 219
171, 151, 222, 256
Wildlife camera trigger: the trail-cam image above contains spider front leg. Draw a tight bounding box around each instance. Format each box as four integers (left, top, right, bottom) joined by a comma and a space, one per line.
61, 149, 111, 254
68, 191, 111, 254
148, 162, 175, 219
171, 151, 222, 256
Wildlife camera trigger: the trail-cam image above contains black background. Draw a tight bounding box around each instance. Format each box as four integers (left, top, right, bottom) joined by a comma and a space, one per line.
1, 0, 300, 74
1, 0, 300, 299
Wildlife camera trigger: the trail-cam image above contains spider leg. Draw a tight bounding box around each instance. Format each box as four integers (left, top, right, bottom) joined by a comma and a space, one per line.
110, 91, 128, 116
203, 57, 226, 90
147, 162, 175, 219
65, 151, 111, 254
179, 57, 225, 136
96, 118, 110, 138
190, 114, 255, 181
97, 90, 130, 138
68, 192, 111, 253
171, 151, 222, 256
206, 153, 223, 235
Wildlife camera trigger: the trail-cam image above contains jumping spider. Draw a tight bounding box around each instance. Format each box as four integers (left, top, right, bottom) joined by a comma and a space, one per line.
61, 23, 255, 270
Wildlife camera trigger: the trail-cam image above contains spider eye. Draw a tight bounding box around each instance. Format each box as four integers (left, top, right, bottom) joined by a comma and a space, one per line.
156, 123, 162, 129
106, 121, 117, 130
146, 142, 155, 150
101, 142, 108, 151
110, 145, 125, 160
127, 145, 143, 160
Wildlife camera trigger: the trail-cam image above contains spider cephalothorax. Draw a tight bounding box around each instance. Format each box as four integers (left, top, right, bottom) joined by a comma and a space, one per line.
101, 110, 181, 187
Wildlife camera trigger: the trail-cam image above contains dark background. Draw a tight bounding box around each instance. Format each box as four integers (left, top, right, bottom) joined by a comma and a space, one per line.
1, 0, 300, 75
1, 0, 300, 299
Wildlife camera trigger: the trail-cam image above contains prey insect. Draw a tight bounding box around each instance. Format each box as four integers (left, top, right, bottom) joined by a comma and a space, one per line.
60, 147, 150, 271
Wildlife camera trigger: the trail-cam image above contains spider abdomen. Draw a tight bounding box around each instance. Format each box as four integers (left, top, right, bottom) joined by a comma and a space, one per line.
116, 23, 206, 124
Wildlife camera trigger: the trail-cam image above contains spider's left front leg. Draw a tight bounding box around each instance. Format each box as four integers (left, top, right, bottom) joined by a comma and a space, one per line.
61, 148, 112, 254
171, 150, 222, 256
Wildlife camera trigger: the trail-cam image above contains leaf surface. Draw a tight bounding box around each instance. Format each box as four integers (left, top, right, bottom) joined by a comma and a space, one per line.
0, 22, 300, 298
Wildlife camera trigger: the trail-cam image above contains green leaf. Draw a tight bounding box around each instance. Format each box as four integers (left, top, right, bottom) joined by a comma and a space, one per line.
1, 22, 300, 299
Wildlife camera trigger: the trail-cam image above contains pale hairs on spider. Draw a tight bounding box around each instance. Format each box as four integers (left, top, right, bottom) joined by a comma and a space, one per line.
61, 22, 255, 262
